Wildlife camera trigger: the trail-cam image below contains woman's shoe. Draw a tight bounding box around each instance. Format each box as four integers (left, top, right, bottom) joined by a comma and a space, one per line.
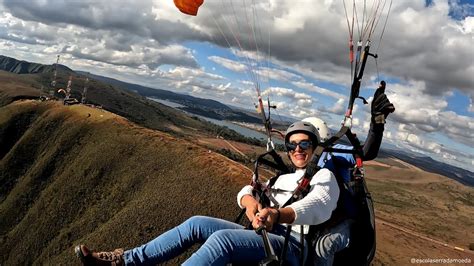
75, 244, 124, 266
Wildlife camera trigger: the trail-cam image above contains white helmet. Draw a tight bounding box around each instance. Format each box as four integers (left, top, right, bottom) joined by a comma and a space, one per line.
285, 121, 320, 146
302, 117, 331, 142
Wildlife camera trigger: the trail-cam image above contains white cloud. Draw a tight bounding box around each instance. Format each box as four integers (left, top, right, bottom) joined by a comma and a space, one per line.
256, 67, 302, 83
272, 100, 289, 110
166, 66, 224, 81
292, 80, 346, 99
461, 16, 474, 33
262, 87, 313, 107
3, 0, 473, 98
385, 81, 474, 147
1, 0, 473, 171
318, 98, 346, 115
208, 56, 247, 72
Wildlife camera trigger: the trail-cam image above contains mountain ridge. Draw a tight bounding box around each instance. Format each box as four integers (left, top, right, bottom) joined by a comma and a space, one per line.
0, 100, 250, 264
77, 70, 262, 123
1, 54, 472, 183
0, 55, 472, 262
378, 149, 474, 187
0, 54, 72, 74
1, 100, 472, 265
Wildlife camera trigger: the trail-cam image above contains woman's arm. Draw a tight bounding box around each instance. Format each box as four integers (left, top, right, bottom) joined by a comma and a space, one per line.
237, 186, 263, 223
288, 169, 339, 225
240, 194, 262, 223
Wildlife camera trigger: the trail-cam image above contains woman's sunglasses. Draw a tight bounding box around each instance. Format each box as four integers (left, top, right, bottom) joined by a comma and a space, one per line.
285, 140, 312, 152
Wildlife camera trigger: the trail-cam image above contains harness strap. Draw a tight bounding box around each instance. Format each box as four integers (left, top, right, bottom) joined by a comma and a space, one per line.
325, 148, 358, 154
279, 225, 292, 266
279, 127, 366, 265
259, 157, 289, 173
243, 125, 367, 264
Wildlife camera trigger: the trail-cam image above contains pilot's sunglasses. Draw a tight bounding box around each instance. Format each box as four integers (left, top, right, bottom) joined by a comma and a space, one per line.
285, 140, 312, 151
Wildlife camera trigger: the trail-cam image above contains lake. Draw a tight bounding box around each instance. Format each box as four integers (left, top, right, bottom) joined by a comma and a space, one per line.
148, 97, 283, 144
197, 115, 284, 145
148, 97, 186, 108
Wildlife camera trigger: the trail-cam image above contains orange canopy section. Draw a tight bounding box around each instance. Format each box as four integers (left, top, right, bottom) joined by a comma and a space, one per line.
174, 0, 204, 16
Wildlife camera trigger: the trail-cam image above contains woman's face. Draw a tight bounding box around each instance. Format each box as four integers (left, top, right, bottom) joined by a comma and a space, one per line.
287, 133, 314, 169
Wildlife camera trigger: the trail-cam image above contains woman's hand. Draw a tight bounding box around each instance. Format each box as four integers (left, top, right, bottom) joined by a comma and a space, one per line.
241, 195, 262, 223
251, 208, 279, 231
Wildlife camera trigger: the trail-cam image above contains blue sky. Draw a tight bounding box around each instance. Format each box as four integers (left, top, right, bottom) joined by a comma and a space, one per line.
0, 0, 472, 172
446, 90, 471, 115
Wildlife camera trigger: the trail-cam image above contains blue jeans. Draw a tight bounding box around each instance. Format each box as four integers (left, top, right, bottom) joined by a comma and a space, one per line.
123, 215, 304, 265
312, 219, 352, 266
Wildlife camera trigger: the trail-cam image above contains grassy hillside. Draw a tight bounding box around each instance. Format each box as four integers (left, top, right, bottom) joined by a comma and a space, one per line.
1, 67, 473, 264
0, 71, 41, 106
364, 161, 474, 264
0, 65, 264, 149
0, 55, 72, 74
0, 66, 208, 136
1, 100, 473, 265
0, 100, 251, 265
0, 54, 220, 136
34, 71, 213, 135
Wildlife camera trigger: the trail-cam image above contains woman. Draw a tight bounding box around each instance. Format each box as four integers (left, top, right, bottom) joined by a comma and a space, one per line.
75, 121, 339, 265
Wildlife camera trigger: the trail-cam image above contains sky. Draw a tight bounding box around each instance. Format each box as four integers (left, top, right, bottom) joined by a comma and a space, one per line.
0, 0, 473, 172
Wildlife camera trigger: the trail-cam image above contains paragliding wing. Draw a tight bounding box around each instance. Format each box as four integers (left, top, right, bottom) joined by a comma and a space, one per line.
174, 0, 203, 16
57, 89, 66, 95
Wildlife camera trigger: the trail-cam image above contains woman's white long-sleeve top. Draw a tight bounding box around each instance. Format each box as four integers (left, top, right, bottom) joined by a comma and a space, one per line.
236, 168, 339, 234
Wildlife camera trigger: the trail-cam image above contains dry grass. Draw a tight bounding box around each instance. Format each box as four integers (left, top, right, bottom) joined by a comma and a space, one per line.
0, 71, 41, 106
0, 101, 249, 264
0, 99, 472, 265
366, 163, 474, 264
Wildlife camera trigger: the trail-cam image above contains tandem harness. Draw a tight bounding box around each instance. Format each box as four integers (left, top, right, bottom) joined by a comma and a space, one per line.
235, 126, 375, 266
235, 41, 380, 266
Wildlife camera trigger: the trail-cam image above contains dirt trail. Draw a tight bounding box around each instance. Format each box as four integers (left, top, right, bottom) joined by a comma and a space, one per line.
365, 160, 391, 168
223, 139, 248, 158
376, 217, 474, 255
391, 157, 423, 171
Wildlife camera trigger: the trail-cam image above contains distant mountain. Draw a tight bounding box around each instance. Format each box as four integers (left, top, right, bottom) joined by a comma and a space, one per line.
2, 55, 473, 265
0, 100, 248, 264
2, 54, 471, 186
0, 54, 278, 125
77, 71, 262, 123
0, 55, 220, 136
0, 55, 72, 74
378, 149, 474, 187
80, 70, 473, 185
228, 105, 296, 131
0, 71, 41, 106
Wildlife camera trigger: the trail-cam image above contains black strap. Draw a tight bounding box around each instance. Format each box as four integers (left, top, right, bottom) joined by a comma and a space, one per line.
278, 126, 366, 265
245, 125, 366, 265
279, 225, 292, 266
259, 157, 289, 174
255, 149, 290, 174
280, 38, 375, 266
324, 147, 358, 154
